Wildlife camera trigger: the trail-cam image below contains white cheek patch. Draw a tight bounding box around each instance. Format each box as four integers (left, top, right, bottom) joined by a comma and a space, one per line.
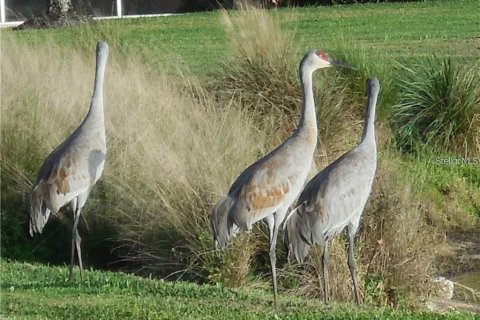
320, 59, 331, 68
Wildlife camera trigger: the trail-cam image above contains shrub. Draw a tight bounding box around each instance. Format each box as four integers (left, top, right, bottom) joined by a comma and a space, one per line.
390, 57, 480, 156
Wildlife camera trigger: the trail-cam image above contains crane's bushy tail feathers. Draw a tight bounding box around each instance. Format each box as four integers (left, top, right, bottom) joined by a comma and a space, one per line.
29, 184, 51, 237
283, 208, 311, 263
210, 195, 238, 250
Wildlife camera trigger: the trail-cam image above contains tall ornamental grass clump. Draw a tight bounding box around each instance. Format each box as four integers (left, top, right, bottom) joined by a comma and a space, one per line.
101, 64, 264, 283
390, 57, 480, 156
209, 4, 363, 158
209, 4, 301, 141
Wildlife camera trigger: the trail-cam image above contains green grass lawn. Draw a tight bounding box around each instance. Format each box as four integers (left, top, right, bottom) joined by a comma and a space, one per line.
1, 259, 476, 320
5, 0, 479, 77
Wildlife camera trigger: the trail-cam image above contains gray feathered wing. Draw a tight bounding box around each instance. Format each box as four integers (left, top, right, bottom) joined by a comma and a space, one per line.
29, 144, 91, 236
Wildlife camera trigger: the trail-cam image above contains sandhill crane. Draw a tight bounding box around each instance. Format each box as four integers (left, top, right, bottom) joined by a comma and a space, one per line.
29, 41, 109, 282
284, 77, 380, 304
210, 50, 354, 311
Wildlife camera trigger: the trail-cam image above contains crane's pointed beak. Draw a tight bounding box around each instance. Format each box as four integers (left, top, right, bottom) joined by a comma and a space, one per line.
329, 58, 357, 71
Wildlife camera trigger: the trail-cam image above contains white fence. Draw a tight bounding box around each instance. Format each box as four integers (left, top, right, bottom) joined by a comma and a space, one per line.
0, 0, 178, 28
0, 0, 9, 26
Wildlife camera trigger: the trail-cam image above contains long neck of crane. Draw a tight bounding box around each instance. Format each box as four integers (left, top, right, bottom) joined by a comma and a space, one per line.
85, 50, 107, 124
297, 65, 317, 136
360, 88, 378, 144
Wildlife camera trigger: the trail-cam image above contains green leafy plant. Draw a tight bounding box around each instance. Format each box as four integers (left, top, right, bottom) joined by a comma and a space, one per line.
390, 57, 480, 156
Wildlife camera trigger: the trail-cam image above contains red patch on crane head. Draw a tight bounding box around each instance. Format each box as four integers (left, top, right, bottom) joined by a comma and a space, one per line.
315, 50, 329, 61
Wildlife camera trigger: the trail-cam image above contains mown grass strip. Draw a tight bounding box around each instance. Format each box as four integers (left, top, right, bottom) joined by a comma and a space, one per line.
1, 260, 477, 320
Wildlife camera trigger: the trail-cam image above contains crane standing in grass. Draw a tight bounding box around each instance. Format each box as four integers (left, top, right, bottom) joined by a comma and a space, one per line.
29, 41, 109, 282
210, 50, 354, 311
284, 77, 380, 304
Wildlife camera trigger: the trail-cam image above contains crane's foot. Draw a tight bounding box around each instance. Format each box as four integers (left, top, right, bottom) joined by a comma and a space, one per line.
354, 290, 363, 305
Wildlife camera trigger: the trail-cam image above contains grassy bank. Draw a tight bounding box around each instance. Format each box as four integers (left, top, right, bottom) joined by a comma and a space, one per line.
1, 0, 479, 311
1, 259, 476, 319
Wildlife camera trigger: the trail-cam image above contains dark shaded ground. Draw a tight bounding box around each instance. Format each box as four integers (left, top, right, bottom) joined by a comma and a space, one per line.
13, 12, 90, 30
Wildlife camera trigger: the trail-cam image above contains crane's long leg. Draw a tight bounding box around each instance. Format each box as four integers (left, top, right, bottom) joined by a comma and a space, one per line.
266, 212, 283, 313
347, 226, 361, 304
75, 227, 84, 282
322, 243, 330, 304
69, 202, 82, 282
69, 229, 76, 282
